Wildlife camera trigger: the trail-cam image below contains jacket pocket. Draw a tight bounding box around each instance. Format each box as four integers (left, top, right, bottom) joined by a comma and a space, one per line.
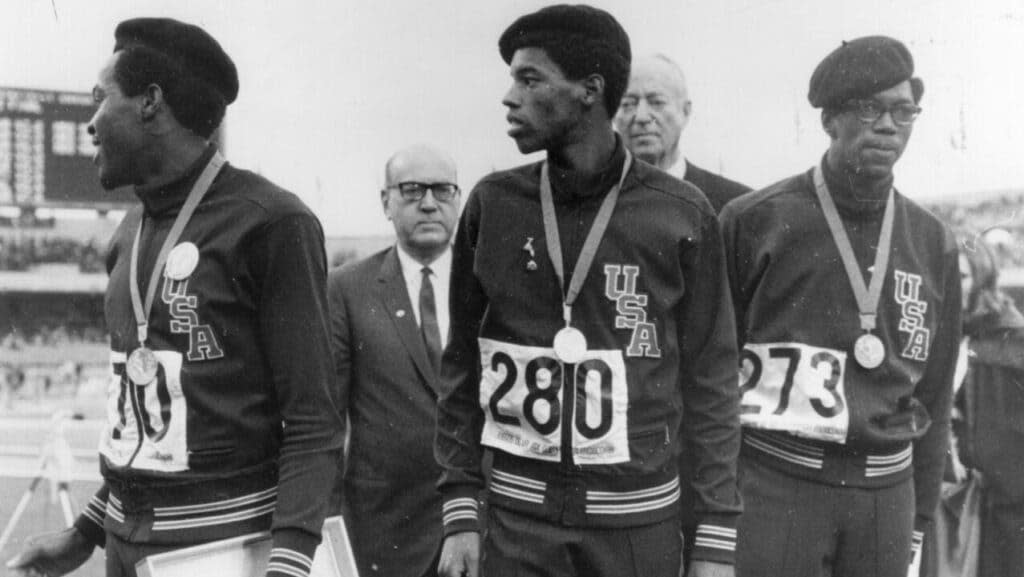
629, 425, 671, 465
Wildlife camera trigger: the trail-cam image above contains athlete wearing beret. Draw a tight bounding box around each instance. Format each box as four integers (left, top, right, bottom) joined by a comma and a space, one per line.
435, 5, 742, 577
721, 36, 960, 577
7, 18, 342, 577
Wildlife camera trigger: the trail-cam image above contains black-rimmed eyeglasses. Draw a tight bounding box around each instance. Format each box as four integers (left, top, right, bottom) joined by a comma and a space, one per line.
841, 99, 922, 127
387, 182, 460, 202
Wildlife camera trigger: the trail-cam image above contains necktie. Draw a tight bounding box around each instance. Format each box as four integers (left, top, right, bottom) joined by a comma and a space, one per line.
420, 266, 442, 370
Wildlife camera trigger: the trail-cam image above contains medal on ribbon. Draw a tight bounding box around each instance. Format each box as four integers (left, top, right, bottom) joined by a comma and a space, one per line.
126, 152, 224, 384
853, 333, 885, 369
126, 347, 159, 385
540, 151, 632, 364
553, 303, 588, 364
813, 165, 895, 370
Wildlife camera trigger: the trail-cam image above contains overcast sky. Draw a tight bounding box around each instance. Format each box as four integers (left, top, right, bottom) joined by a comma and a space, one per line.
2, 0, 1021, 237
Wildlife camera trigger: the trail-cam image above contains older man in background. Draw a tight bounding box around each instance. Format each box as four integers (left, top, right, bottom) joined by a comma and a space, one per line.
615, 54, 751, 213
328, 144, 461, 577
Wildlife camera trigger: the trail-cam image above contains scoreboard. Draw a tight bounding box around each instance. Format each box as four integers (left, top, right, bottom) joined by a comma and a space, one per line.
0, 86, 136, 208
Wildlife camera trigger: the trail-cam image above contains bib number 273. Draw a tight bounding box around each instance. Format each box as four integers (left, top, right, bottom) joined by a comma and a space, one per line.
738, 342, 850, 443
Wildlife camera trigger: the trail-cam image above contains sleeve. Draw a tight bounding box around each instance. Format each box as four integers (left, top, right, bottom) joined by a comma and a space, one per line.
678, 209, 744, 565
326, 267, 353, 504
257, 212, 345, 577
72, 484, 109, 548
718, 200, 750, 348
434, 188, 488, 537
910, 243, 961, 543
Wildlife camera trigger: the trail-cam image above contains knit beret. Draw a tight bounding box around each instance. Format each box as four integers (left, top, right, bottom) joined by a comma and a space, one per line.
498, 4, 630, 70
808, 35, 924, 109
114, 18, 238, 105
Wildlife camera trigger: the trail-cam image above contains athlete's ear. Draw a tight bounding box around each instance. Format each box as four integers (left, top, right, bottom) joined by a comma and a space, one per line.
821, 110, 838, 139
139, 83, 163, 122
580, 73, 605, 108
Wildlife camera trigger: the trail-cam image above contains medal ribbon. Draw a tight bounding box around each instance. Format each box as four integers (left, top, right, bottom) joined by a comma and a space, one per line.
812, 164, 895, 332
129, 152, 225, 346
540, 151, 632, 327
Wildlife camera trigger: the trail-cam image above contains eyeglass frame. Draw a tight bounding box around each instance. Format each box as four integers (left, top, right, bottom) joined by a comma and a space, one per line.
385, 181, 461, 202
839, 98, 922, 127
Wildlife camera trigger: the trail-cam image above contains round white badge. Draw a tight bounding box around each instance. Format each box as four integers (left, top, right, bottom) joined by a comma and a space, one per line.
165, 242, 199, 280
126, 347, 159, 385
553, 327, 587, 364
853, 333, 885, 369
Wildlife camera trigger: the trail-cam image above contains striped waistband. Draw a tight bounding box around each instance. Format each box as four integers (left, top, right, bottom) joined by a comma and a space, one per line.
488, 467, 680, 518
742, 430, 913, 482
107, 486, 277, 532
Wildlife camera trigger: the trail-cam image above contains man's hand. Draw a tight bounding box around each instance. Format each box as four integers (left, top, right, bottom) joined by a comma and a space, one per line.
688, 560, 735, 577
437, 531, 480, 577
5, 527, 95, 577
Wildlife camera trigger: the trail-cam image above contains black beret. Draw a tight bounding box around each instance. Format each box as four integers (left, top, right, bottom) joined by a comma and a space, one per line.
498, 4, 630, 69
808, 35, 924, 109
114, 18, 238, 105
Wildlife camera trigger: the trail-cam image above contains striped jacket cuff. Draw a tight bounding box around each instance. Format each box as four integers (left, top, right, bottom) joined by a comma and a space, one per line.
442, 489, 481, 537
266, 529, 320, 577
73, 492, 108, 548
690, 518, 738, 565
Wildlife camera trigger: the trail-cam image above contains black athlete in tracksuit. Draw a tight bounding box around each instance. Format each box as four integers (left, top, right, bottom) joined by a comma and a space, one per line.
435, 142, 743, 569
73, 148, 343, 577
721, 160, 960, 577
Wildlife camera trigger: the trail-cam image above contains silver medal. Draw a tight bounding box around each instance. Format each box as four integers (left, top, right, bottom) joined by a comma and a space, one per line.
127, 347, 159, 385
553, 327, 587, 364
853, 333, 885, 369
165, 242, 199, 280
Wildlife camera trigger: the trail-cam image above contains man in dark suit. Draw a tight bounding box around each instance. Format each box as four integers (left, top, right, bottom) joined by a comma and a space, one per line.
615, 53, 752, 213
328, 144, 460, 577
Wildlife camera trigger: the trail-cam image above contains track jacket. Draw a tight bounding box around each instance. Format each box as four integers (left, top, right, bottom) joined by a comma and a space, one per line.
435, 143, 743, 565
72, 148, 343, 577
720, 161, 961, 541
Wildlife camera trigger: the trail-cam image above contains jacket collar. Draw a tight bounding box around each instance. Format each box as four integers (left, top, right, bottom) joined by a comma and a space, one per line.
134, 146, 218, 217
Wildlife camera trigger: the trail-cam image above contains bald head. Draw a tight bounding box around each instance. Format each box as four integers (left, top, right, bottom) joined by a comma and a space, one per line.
637, 54, 689, 101
381, 144, 461, 264
384, 144, 458, 187
614, 54, 692, 170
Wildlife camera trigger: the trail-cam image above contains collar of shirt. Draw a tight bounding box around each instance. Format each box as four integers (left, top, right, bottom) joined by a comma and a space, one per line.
134, 146, 219, 218
820, 154, 892, 220
666, 156, 688, 181
395, 244, 453, 346
547, 135, 627, 203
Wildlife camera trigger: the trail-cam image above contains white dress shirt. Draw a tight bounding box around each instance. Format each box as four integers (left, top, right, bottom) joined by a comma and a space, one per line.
666, 155, 688, 181
395, 244, 452, 347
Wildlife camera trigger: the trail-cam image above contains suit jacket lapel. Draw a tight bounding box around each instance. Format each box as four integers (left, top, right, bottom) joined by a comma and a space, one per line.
377, 247, 440, 395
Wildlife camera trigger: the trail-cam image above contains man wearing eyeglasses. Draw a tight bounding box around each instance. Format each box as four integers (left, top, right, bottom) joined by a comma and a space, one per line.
327, 144, 461, 577
720, 36, 961, 577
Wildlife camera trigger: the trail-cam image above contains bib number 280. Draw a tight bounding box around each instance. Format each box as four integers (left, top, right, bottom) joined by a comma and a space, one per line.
478, 338, 629, 464
738, 342, 851, 443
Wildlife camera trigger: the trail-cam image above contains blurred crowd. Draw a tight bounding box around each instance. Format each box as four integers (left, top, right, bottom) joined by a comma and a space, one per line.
926, 193, 1024, 267
0, 234, 105, 272
0, 294, 106, 348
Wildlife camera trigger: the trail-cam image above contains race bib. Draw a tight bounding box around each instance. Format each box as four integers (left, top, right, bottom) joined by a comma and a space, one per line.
738, 342, 850, 443
100, 350, 189, 472
478, 338, 629, 464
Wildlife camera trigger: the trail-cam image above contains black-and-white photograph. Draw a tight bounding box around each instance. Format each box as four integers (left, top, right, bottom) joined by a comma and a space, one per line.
1, 2, 1022, 577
